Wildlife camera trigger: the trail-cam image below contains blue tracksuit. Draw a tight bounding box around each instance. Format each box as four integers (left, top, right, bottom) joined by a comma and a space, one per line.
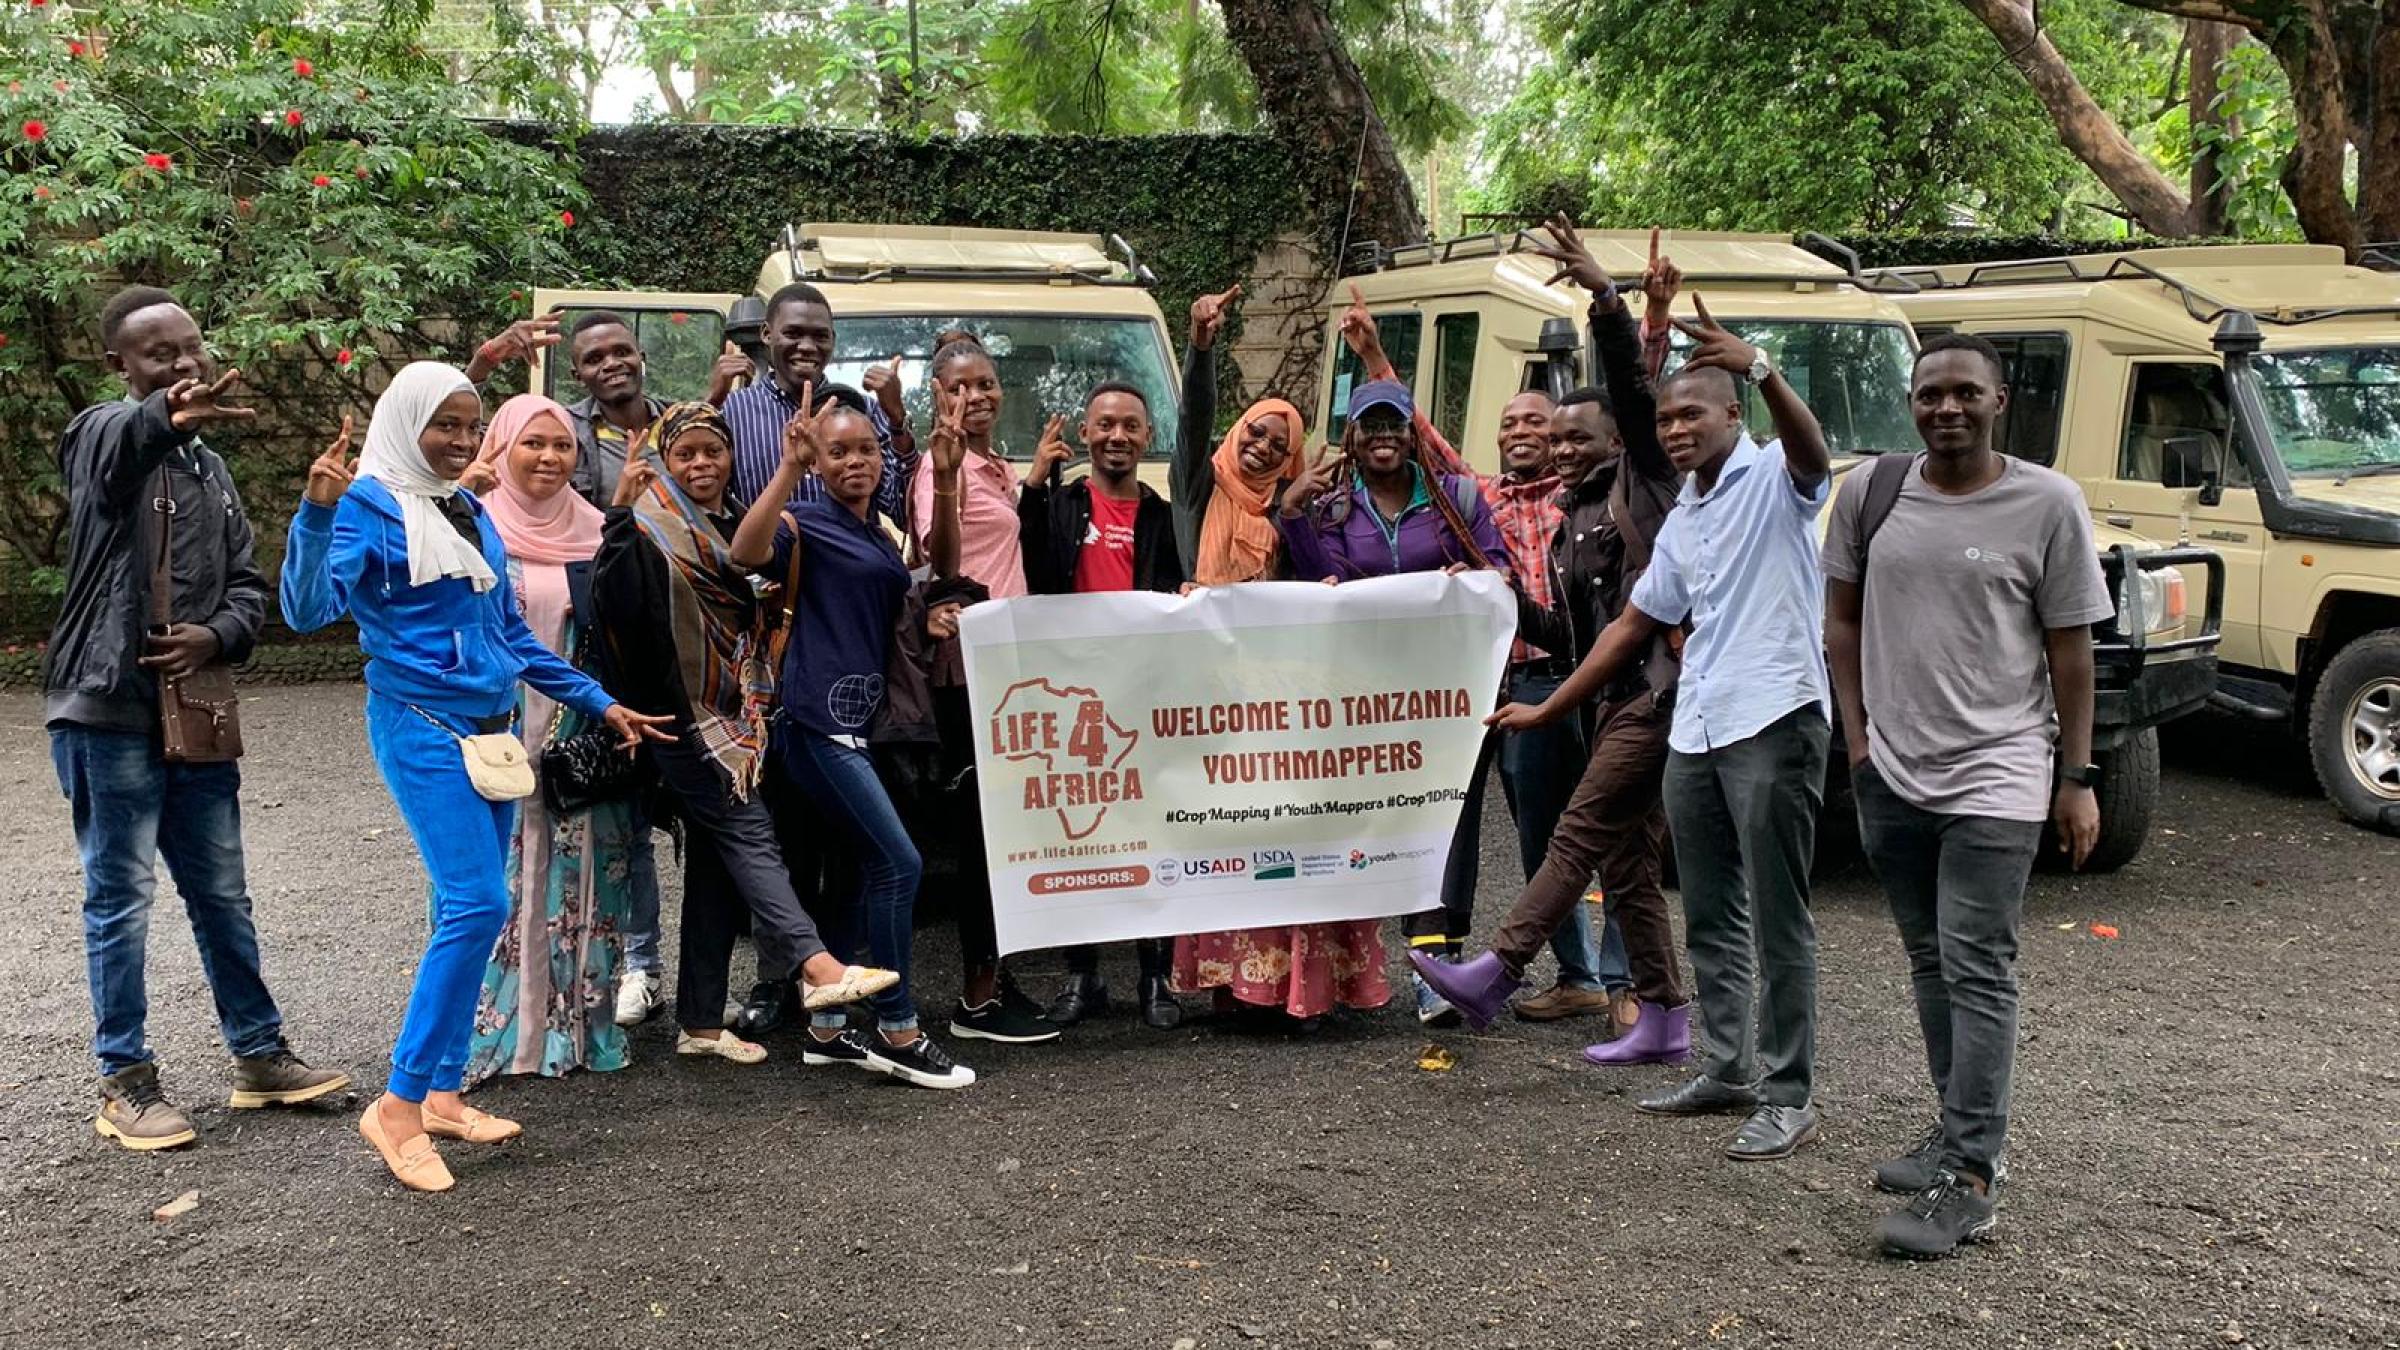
283, 479, 613, 1101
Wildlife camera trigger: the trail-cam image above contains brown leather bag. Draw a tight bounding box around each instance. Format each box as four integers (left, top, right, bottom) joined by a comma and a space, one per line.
150, 469, 243, 763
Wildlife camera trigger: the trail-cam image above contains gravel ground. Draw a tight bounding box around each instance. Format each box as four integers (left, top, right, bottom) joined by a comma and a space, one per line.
0, 684, 2394, 1350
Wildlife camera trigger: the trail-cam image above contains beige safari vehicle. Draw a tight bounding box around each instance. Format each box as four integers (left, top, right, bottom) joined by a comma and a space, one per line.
1871, 246, 2400, 834
1316, 229, 2224, 870
531, 223, 1186, 499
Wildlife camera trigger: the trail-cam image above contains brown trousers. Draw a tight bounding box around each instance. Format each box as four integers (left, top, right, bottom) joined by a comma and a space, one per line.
1490, 688, 1684, 1006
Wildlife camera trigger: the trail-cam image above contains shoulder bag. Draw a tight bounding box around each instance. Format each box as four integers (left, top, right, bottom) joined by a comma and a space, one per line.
150, 468, 244, 763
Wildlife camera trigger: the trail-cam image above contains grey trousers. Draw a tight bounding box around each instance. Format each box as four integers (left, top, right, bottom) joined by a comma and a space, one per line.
1853, 763, 2042, 1185
1663, 704, 1828, 1108
650, 733, 828, 1029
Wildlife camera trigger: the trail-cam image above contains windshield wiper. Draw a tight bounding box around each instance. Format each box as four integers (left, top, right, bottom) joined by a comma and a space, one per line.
2333, 463, 2400, 484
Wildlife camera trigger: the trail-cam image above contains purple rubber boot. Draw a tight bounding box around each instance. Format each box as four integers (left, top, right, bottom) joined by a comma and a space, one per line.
1582, 1001, 1692, 1067
1407, 951, 1520, 1030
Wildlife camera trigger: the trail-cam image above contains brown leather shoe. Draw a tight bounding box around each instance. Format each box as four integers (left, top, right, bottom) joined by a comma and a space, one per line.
1512, 983, 1613, 1022
96, 1063, 197, 1151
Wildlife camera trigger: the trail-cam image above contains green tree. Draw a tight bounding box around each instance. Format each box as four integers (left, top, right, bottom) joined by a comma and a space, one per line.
0, 0, 587, 580
1475, 0, 2169, 235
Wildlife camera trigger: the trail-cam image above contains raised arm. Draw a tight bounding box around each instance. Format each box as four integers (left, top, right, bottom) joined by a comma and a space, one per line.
922, 381, 967, 580
731, 395, 822, 570
278, 418, 364, 634
1336, 281, 1465, 476
1172, 305, 1224, 515
1673, 295, 1830, 491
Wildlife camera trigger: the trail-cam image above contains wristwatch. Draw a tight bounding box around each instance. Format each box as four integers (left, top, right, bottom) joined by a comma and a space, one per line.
2059, 761, 2103, 788
1744, 349, 1772, 386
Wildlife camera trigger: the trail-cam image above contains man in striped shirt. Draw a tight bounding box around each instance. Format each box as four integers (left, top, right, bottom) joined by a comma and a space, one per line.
722, 282, 918, 528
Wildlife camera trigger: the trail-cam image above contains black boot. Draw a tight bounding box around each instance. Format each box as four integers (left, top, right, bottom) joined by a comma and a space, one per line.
1047, 971, 1109, 1026
1136, 942, 1182, 1029
733, 979, 798, 1036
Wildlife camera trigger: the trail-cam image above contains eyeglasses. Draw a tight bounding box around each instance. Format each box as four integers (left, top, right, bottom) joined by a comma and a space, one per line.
1354, 411, 1408, 438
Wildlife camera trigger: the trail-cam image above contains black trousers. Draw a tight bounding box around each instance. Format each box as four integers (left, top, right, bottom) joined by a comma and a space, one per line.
1405, 731, 1498, 949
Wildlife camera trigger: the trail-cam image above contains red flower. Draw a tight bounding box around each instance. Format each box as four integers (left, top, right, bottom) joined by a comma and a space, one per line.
6, 82, 20, 93
310, 174, 331, 188
335, 348, 353, 367
20, 119, 45, 142
668, 312, 689, 326
143, 152, 172, 173
66, 40, 84, 56
52, 80, 69, 93
293, 58, 314, 78
0, 335, 9, 348
284, 109, 303, 128
508, 289, 523, 300
33, 185, 51, 200
352, 165, 367, 178
558, 209, 575, 227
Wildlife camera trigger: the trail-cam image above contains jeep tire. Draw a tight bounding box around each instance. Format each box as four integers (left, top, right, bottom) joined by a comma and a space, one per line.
2080, 727, 2158, 874
2308, 631, 2400, 834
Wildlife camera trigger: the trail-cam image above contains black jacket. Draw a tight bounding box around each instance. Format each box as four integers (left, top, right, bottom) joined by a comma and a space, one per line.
589, 503, 751, 728
1017, 476, 1187, 597
1168, 343, 1219, 572
566, 395, 667, 508
43, 392, 267, 730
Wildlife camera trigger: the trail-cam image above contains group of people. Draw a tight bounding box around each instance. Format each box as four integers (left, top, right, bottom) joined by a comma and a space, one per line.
44, 217, 2109, 1259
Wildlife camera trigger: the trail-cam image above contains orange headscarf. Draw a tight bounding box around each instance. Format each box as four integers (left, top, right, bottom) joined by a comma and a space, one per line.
1196, 398, 1304, 585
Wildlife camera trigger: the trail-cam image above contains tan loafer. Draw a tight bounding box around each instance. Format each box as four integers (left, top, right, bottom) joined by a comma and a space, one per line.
422, 1104, 522, 1144
801, 965, 901, 1011
360, 1105, 454, 1193
675, 1030, 767, 1064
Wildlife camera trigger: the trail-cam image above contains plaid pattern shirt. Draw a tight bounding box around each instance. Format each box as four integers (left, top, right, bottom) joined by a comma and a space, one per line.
1485, 472, 1564, 663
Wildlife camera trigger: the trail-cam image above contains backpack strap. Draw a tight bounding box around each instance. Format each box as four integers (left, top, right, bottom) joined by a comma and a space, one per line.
1852, 453, 1915, 580
767, 509, 805, 670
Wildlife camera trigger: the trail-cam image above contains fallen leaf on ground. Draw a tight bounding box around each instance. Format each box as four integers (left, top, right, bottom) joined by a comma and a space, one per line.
1416, 1044, 1456, 1072
152, 1190, 199, 1221
2090, 923, 2121, 939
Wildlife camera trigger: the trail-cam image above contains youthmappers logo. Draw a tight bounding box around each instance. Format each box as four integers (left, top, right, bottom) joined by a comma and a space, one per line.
989, 678, 1143, 840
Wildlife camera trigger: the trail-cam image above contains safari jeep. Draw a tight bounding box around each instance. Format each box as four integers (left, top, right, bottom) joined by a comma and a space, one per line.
1872, 246, 2400, 833
530, 222, 1185, 496
1317, 229, 2224, 870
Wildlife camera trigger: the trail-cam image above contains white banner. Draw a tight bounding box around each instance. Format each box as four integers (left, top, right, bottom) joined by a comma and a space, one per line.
958, 572, 1516, 956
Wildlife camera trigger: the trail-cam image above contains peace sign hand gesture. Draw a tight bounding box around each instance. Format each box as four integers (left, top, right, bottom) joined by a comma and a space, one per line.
1279, 444, 1343, 517
780, 381, 828, 478
304, 415, 357, 507
1190, 283, 1243, 351
1670, 295, 1762, 379
167, 369, 256, 433
926, 379, 969, 476
1027, 414, 1074, 488
1527, 213, 1612, 295
1640, 227, 1683, 312
465, 316, 562, 383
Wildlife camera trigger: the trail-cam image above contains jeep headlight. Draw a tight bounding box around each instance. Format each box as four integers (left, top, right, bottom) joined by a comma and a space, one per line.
2117, 565, 2188, 639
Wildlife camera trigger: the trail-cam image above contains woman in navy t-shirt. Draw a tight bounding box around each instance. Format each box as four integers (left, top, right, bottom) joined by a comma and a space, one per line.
730, 383, 970, 1090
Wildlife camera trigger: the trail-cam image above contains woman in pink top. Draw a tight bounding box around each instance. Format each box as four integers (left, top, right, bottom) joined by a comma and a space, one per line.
910, 335, 1027, 598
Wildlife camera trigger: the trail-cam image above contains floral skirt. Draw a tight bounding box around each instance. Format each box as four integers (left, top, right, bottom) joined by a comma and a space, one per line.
464, 790, 636, 1088
1172, 921, 1391, 1019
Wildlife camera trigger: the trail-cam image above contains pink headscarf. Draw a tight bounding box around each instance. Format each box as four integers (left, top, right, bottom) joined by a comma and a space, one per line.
477, 394, 604, 564
477, 394, 603, 659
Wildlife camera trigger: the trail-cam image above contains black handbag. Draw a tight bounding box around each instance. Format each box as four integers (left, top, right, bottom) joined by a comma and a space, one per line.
538, 718, 651, 815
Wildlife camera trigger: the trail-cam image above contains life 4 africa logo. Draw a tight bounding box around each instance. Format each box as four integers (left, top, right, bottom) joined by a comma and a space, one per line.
988, 678, 1142, 841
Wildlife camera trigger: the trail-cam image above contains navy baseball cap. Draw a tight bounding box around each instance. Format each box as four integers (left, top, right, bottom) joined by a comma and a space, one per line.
1347, 378, 1415, 423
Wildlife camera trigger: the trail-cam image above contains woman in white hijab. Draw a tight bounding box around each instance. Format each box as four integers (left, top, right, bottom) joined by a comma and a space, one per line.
280, 362, 688, 1192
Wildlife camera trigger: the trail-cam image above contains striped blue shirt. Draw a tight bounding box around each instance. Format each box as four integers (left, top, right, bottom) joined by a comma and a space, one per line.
721, 378, 916, 531
1629, 432, 1831, 755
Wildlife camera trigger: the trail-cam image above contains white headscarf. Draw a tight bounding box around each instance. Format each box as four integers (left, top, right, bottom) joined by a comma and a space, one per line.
359, 361, 497, 593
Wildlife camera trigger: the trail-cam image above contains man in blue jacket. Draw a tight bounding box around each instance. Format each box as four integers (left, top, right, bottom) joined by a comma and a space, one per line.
43, 286, 348, 1152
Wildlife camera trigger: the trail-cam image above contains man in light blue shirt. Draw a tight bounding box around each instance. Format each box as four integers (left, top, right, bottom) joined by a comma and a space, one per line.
1488, 296, 1833, 1162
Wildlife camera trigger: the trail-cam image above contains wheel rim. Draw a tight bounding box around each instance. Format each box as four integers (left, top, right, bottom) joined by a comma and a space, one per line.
2345, 677, 2400, 801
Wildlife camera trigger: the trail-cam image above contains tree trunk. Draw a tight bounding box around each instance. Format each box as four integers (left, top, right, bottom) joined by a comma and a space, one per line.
2187, 19, 2235, 236
2265, 2, 2368, 255
2362, 0, 2400, 240
1956, 0, 2197, 235
1213, 0, 1425, 259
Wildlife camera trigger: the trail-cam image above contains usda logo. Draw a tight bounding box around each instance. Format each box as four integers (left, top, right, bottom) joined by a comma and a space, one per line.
1250, 849, 1297, 881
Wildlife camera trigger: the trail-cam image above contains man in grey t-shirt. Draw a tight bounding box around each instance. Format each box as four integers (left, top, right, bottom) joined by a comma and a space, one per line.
1823, 333, 2111, 1260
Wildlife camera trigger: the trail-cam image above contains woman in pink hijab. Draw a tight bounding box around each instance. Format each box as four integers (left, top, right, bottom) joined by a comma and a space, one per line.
460, 394, 638, 1086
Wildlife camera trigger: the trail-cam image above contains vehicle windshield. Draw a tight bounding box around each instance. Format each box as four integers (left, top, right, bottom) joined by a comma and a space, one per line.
1666, 320, 1917, 459
825, 314, 1178, 462
2248, 346, 2400, 477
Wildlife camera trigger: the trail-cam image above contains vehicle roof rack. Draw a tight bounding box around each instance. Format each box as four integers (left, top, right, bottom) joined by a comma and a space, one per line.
2363, 242, 2400, 274
1860, 250, 2400, 327
782, 222, 1154, 288
1344, 228, 1904, 291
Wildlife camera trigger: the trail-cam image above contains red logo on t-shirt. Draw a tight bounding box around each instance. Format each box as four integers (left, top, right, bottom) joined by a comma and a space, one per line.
1072, 492, 1139, 594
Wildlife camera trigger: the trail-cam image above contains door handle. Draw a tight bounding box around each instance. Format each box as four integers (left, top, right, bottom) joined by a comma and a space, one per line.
2105, 514, 2133, 528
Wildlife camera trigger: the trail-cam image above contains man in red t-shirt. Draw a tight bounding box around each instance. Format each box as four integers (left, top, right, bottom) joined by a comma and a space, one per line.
1015, 381, 1189, 1029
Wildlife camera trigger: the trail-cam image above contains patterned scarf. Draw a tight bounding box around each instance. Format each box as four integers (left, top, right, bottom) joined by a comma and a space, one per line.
627, 403, 773, 800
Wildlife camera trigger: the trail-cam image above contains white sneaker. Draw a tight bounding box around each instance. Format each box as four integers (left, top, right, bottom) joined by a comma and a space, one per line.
615, 971, 663, 1027
675, 1030, 766, 1064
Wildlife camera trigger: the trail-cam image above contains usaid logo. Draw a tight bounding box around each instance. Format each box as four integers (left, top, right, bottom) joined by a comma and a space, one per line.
1173, 856, 1249, 881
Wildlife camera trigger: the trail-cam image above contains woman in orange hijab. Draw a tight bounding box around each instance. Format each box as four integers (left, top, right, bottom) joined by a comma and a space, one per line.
1166, 288, 1391, 1026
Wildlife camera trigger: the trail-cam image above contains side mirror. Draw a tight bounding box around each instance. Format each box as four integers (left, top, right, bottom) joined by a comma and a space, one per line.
2198, 461, 2224, 508
2162, 434, 2224, 504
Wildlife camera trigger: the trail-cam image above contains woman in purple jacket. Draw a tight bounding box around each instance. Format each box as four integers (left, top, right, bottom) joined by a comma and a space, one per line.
1274, 377, 1510, 1021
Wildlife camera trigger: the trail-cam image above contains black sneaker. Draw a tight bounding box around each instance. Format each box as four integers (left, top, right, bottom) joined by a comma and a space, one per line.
800, 1028, 875, 1071
1874, 1123, 2011, 1195
998, 969, 1048, 1020
949, 997, 1062, 1044
865, 1032, 978, 1090
1876, 1170, 1998, 1259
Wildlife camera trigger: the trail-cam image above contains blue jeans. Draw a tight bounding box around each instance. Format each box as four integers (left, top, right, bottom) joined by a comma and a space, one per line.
781, 731, 921, 1032
366, 695, 515, 1102
619, 795, 664, 975
1497, 671, 1628, 992
51, 724, 285, 1076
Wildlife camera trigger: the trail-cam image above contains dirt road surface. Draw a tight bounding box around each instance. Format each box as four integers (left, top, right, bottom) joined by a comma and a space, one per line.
1, 686, 2393, 1349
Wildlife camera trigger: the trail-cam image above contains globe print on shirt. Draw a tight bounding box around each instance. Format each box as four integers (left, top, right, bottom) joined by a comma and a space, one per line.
827, 673, 886, 731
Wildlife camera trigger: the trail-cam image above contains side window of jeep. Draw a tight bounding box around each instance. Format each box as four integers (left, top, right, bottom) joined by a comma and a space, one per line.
2118, 361, 2252, 490
1326, 312, 1422, 441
